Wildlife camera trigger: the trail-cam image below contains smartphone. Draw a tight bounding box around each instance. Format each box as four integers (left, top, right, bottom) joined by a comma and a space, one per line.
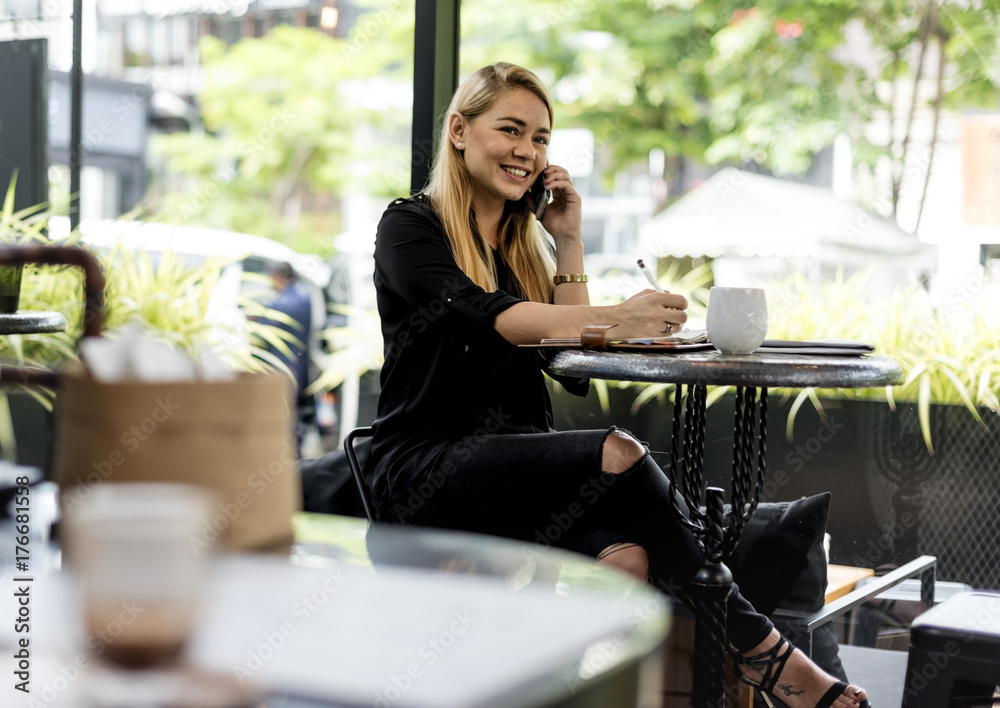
529, 171, 551, 221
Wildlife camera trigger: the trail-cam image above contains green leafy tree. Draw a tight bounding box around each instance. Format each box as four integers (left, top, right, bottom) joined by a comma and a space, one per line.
151, 12, 414, 253
461, 0, 871, 188
468, 0, 1000, 228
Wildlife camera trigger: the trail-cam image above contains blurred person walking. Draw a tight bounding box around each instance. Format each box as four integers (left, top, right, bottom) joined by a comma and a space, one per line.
262, 262, 314, 454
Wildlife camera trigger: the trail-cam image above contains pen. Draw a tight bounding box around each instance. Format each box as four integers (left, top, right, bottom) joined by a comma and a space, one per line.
637, 259, 664, 293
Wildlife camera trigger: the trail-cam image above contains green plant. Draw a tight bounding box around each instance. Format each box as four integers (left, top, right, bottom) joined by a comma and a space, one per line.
1, 173, 54, 247
308, 304, 383, 395
0, 200, 300, 460
1, 175, 56, 318
103, 246, 301, 373
619, 268, 1000, 453
758, 270, 999, 452
0, 179, 72, 458
2, 246, 292, 376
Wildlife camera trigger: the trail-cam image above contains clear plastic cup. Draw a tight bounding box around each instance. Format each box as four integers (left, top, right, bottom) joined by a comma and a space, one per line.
62, 482, 216, 668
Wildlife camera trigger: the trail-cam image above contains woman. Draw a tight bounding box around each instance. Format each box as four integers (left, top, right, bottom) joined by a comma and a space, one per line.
371, 62, 869, 708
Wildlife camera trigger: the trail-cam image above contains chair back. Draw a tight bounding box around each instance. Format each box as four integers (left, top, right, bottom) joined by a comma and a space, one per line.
345, 426, 378, 523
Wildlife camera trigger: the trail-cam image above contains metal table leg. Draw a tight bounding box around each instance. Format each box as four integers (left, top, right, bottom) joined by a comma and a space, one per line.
691, 487, 733, 708
668, 384, 770, 708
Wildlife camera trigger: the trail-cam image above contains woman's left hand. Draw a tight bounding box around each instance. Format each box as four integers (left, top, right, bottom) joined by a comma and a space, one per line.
538, 164, 582, 244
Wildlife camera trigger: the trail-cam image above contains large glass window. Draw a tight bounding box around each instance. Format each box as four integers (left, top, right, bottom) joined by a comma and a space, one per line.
452, 1, 1000, 592
146, 0, 414, 254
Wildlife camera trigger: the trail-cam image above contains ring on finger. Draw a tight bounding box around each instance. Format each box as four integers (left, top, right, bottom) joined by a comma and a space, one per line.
663, 322, 674, 335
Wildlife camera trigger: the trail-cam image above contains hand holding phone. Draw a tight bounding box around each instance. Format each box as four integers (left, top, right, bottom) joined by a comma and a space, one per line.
528, 168, 552, 221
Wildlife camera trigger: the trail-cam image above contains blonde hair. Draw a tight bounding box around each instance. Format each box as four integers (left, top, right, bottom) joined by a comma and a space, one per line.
423, 63, 556, 304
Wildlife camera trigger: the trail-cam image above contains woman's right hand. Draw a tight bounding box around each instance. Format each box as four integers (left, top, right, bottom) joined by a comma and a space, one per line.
609, 289, 689, 339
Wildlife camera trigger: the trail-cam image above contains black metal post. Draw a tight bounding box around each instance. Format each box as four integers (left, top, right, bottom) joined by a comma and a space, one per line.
691, 486, 733, 708
0, 39, 48, 215
673, 384, 768, 708
410, 0, 460, 194
69, 0, 83, 231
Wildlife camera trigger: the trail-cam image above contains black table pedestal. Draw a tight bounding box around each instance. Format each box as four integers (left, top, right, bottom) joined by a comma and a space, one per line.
690, 487, 734, 708
667, 384, 768, 708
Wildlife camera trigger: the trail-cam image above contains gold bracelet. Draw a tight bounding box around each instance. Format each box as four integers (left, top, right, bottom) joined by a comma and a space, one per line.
553, 273, 588, 285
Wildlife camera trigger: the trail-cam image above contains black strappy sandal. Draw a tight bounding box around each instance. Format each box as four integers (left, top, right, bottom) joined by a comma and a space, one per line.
731, 635, 872, 708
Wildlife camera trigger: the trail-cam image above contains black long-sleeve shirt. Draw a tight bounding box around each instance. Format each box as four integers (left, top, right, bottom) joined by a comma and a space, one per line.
370, 195, 576, 505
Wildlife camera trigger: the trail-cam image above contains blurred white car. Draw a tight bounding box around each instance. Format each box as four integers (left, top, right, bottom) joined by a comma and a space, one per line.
62, 219, 331, 331
49, 217, 333, 390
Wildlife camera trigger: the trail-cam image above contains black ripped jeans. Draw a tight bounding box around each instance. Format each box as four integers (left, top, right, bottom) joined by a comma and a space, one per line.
379, 427, 774, 651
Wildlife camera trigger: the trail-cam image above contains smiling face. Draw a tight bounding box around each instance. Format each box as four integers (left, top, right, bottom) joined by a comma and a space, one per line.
451, 88, 551, 215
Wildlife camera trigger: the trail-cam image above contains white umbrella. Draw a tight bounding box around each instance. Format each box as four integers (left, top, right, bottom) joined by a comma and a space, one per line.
638, 167, 933, 264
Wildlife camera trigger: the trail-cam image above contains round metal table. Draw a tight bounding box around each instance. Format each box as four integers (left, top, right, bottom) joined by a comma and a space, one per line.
547, 349, 904, 389
0, 310, 67, 335
547, 348, 904, 708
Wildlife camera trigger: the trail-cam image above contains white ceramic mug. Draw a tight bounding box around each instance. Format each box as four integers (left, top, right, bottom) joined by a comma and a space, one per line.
706, 287, 768, 355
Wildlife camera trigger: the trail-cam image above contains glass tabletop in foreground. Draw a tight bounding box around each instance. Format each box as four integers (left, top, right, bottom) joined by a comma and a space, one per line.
0, 513, 669, 708
273, 513, 671, 708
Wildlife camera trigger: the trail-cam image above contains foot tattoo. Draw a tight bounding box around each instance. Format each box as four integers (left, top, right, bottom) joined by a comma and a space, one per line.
732, 634, 870, 708
778, 684, 805, 697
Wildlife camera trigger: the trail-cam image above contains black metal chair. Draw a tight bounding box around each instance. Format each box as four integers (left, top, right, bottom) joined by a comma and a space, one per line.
345, 426, 378, 523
